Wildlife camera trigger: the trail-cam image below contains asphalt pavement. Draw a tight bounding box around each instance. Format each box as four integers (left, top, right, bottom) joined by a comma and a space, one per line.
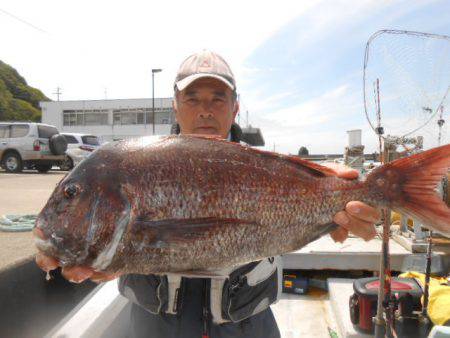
0, 169, 67, 270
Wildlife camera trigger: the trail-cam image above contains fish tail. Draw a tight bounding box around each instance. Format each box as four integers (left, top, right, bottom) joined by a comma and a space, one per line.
366, 144, 450, 237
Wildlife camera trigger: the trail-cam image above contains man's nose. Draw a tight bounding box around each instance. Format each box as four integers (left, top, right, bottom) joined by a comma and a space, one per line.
198, 102, 213, 119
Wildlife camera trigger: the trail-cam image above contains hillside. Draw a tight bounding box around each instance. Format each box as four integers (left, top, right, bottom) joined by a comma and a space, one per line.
0, 60, 50, 122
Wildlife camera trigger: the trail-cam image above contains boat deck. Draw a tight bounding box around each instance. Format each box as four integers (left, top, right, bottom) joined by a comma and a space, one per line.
283, 233, 449, 272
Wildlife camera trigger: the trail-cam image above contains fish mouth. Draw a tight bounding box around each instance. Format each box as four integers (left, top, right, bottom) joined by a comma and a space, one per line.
33, 223, 79, 266
33, 226, 47, 241
34, 231, 55, 253
33, 226, 52, 250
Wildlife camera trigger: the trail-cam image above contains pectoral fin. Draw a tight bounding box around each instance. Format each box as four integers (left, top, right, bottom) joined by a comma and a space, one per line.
132, 217, 258, 248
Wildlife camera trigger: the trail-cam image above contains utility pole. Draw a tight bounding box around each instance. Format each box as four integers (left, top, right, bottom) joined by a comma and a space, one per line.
437, 105, 445, 146
237, 94, 241, 125
152, 69, 162, 135
53, 87, 62, 101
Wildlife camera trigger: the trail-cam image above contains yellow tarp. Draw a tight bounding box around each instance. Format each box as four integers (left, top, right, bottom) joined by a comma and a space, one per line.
399, 271, 450, 326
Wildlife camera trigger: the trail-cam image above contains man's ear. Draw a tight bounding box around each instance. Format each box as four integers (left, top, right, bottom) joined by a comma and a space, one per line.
172, 99, 178, 115
232, 101, 239, 120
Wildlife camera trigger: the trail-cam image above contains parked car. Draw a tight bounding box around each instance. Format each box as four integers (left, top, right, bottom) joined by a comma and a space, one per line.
59, 133, 101, 170
0, 122, 67, 173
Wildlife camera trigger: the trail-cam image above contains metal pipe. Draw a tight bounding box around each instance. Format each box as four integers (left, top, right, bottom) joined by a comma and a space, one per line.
151, 69, 162, 135
422, 230, 433, 320
152, 72, 155, 135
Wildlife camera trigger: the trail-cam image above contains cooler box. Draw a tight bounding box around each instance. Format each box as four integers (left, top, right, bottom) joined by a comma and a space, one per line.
282, 270, 309, 295
349, 277, 423, 332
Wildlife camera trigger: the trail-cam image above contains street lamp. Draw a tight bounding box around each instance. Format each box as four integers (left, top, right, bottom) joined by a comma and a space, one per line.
152, 68, 162, 135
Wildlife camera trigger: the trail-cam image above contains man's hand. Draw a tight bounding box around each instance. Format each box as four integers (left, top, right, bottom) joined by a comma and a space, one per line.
322, 163, 380, 243
35, 251, 122, 283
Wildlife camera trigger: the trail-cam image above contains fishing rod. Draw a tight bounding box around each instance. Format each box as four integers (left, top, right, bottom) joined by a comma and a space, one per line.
420, 230, 433, 323
373, 78, 396, 338
421, 103, 446, 324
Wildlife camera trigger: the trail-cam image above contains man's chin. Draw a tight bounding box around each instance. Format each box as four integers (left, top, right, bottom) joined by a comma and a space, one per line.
194, 127, 220, 135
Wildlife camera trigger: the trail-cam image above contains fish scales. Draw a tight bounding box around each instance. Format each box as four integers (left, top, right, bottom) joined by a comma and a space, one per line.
34, 135, 450, 275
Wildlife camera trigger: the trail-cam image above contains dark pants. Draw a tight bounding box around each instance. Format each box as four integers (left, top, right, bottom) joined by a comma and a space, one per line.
128, 278, 281, 338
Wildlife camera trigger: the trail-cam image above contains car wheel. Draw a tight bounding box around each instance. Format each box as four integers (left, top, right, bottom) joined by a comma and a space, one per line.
36, 164, 52, 173
60, 157, 74, 171
3, 152, 23, 173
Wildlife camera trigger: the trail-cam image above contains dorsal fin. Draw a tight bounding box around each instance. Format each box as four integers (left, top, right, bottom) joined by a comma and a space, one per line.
179, 134, 338, 178
249, 147, 338, 177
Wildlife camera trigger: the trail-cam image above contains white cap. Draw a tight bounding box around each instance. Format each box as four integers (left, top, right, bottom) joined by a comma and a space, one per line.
174, 50, 236, 91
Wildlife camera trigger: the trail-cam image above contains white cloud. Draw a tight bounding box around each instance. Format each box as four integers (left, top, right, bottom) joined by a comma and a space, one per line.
0, 0, 316, 100
263, 84, 357, 127
240, 90, 294, 115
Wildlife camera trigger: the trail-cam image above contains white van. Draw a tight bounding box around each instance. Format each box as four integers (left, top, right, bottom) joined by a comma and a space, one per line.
0, 122, 67, 173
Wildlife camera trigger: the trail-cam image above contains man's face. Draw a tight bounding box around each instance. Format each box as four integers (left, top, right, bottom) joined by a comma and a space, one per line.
173, 78, 238, 138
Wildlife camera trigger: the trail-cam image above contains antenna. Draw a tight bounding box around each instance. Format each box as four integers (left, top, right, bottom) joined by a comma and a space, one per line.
374, 79, 384, 163
237, 93, 241, 125
53, 87, 62, 101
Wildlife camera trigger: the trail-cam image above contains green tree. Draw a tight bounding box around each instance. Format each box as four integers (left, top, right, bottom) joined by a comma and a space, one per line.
298, 146, 309, 156
0, 60, 50, 122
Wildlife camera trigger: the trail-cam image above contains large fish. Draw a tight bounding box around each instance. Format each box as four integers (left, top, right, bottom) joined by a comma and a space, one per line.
33, 135, 450, 275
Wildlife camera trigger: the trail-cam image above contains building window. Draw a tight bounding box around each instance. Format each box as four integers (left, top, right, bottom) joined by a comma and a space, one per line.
86, 113, 108, 125
112, 107, 173, 125
63, 110, 108, 126
154, 109, 172, 124
62, 106, 174, 126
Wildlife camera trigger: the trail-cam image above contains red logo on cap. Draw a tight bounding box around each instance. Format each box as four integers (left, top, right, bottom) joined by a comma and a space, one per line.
200, 60, 210, 68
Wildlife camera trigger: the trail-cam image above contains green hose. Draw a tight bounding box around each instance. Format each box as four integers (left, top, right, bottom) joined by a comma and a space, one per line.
0, 214, 36, 232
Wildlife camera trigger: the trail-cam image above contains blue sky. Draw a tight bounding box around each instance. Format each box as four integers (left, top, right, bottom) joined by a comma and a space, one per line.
239, 0, 450, 153
1, 0, 449, 154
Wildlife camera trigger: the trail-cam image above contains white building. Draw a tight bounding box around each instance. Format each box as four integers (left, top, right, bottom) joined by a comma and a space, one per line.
40, 98, 175, 142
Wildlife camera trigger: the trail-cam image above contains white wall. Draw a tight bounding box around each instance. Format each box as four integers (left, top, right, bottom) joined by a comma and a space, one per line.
40, 98, 174, 142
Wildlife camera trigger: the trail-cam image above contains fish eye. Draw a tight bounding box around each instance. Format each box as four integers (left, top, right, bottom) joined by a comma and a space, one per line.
64, 184, 80, 199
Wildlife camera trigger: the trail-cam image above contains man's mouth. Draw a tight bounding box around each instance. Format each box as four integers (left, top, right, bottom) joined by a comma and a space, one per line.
195, 126, 218, 133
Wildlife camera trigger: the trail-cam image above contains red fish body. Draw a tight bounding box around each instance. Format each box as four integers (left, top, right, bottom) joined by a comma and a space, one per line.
34, 135, 450, 275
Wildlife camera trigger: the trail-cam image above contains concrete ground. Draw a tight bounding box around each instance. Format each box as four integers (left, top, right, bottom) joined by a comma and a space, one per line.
0, 170, 67, 270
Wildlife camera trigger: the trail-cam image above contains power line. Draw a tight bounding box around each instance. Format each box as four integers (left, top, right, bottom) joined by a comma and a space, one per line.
0, 7, 48, 34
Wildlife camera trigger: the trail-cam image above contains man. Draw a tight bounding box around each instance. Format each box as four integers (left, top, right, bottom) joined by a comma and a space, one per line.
118, 50, 379, 338
36, 50, 380, 337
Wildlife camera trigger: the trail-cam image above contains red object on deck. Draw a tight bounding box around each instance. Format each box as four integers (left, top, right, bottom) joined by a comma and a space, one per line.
349, 277, 422, 332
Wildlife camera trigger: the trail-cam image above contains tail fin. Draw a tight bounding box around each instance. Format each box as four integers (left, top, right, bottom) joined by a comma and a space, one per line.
367, 144, 450, 237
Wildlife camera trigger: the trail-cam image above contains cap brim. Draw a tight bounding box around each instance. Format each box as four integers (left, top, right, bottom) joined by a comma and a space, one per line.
175, 73, 235, 91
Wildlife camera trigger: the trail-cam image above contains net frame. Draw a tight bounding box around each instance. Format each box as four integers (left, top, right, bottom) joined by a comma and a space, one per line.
363, 29, 450, 141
